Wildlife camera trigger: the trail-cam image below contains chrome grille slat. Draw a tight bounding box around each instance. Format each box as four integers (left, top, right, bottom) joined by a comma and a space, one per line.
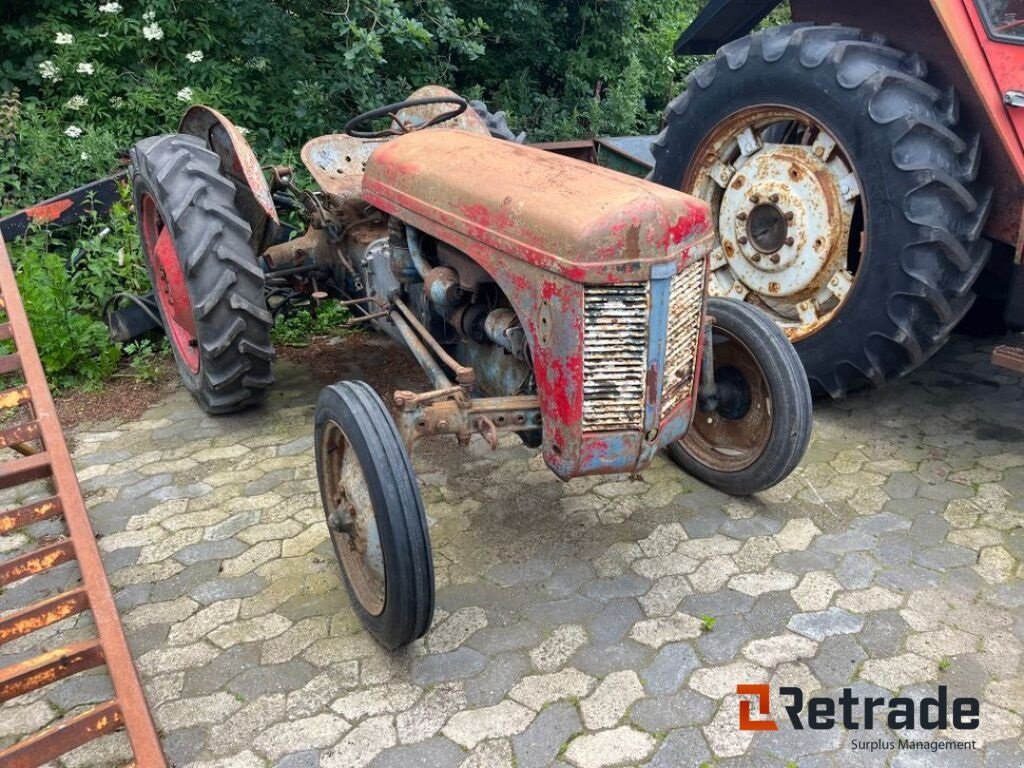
661, 260, 706, 418
582, 284, 648, 431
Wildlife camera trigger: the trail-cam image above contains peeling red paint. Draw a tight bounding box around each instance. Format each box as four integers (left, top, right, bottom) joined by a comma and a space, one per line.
660, 207, 709, 248
26, 199, 73, 224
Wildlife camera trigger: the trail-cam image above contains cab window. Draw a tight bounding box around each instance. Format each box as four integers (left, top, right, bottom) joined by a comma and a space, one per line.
977, 0, 1024, 42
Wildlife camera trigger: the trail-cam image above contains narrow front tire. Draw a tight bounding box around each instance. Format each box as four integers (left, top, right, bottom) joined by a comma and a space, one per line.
670, 297, 812, 495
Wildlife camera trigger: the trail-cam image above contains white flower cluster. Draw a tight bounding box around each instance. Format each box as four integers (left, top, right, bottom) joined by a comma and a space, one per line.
143, 9, 156, 22
65, 125, 83, 138
236, 126, 250, 136
77, 62, 95, 75
38, 60, 61, 82
186, 50, 203, 63
176, 87, 194, 103
55, 32, 74, 45
65, 95, 88, 110
109, 95, 125, 109
98, 2, 122, 13
142, 21, 164, 40
246, 57, 268, 72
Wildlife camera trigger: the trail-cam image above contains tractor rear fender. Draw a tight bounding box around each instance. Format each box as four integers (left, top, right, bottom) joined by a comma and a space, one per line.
179, 105, 278, 251
674, 0, 1024, 254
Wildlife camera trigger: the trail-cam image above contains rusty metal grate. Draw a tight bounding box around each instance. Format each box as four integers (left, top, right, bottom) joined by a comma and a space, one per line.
0, 236, 165, 768
661, 260, 706, 419
582, 283, 649, 432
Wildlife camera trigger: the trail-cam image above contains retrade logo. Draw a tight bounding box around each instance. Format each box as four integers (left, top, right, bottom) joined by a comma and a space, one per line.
737, 684, 777, 731
736, 684, 980, 735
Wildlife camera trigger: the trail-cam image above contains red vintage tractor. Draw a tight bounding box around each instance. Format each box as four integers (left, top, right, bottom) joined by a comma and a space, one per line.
652, 0, 1024, 394
130, 87, 811, 647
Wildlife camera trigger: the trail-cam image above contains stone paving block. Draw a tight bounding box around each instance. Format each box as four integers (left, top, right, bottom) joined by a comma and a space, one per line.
579, 670, 643, 729
409, 647, 487, 686
641, 642, 699, 695
530, 625, 588, 673
369, 737, 464, 768
571, 640, 653, 678
322, 715, 396, 768
632, 689, 716, 733
787, 608, 864, 641
442, 700, 536, 749
511, 701, 582, 768
807, 634, 867, 688
562, 726, 656, 768
508, 668, 595, 711
254, 713, 350, 760
463, 652, 532, 708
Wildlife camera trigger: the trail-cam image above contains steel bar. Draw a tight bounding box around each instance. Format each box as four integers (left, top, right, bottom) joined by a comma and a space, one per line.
0, 587, 90, 646
0, 421, 41, 450
0, 539, 76, 588
391, 297, 473, 381
0, 234, 166, 766
0, 495, 62, 535
0, 452, 51, 490
389, 311, 454, 391
0, 640, 105, 703
0, 700, 123, 768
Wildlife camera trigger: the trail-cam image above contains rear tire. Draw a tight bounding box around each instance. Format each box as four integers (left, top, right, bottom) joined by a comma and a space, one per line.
315, 381, 433, 649
651, 24, 991, 397
669, 298, 812, 495
131, 134, 274, 414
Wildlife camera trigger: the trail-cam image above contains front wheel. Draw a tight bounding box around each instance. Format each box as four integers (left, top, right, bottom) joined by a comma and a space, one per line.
314, 381, 434, 649
669, 298, 812, 495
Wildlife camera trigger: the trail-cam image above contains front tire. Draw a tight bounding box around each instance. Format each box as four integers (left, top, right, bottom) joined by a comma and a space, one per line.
315, 381, 434, 649
670, 298, 812, 496
651, 24, 991, 397
131, 134, 274, 414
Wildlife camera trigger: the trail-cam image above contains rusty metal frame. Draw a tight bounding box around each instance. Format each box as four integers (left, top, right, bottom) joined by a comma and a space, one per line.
0, 235, 165, 768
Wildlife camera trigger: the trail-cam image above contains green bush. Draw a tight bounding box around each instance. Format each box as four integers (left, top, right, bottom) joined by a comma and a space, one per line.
6, 184, 150, 390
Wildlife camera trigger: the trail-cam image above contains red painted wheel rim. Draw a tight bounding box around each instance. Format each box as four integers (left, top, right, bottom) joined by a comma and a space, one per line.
139, 193, 200, 374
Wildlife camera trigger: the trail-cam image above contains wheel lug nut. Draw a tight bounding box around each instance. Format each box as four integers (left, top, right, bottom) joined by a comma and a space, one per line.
737, 212, 748, 221
770, 253, 781, 264
786, 211, 794, 221
770, 193, 779, 203
785, 236, 795, 246
750, 253, 761, 263
749, 194, 760, 204
738, 236, 748, 245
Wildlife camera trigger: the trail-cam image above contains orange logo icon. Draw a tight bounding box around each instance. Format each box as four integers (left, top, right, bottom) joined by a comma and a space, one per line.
737, 684, 778, 731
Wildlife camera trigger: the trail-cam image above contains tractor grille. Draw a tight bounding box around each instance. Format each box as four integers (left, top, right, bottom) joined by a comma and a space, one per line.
661, 260, 706, 418
582, 283, 649, 431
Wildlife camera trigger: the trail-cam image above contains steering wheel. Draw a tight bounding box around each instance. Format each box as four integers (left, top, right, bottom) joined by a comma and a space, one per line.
344, 96, 469, 139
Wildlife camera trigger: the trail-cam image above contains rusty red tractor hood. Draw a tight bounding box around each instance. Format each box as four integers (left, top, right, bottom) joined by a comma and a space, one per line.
364, 129, 714, 478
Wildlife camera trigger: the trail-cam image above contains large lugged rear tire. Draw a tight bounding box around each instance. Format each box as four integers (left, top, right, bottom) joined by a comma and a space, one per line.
669, 297, 812, 496
131, 134, 274, 414
651, 24, 991, 398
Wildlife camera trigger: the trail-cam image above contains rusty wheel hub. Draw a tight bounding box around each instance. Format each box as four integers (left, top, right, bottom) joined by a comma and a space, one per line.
320, 420, 386, 616
689, 110, 862, 341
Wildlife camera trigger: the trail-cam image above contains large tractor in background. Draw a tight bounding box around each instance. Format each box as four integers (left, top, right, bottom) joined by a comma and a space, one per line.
651, 0, 1024, 396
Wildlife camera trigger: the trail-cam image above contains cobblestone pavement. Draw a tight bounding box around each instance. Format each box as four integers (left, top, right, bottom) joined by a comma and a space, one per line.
2, 335, 1024, 768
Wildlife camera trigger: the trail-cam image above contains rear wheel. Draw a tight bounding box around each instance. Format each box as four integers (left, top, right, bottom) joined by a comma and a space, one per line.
651, 24, 991, 397
315, 381, 433, 649
670, 298, 812, 495
131, 134, 274, 413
